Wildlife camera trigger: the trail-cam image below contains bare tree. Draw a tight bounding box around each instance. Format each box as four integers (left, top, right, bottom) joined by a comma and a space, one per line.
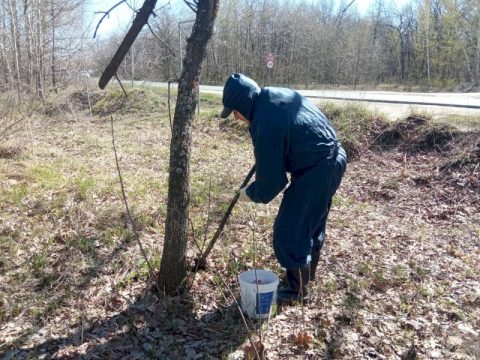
97, 0, 218, 294
8, 0, 21, 96
158, 0, 219, 294
459, 0, 480, 88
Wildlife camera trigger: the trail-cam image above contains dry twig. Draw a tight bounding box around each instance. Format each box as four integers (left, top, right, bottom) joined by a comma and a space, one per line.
110, 115, 161, 295
146, 22, 176, 56
114, 74, 129, 99
94, 0, 127, 39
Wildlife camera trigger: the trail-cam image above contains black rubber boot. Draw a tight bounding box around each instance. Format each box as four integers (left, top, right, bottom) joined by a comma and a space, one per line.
310, 231, 325, 281
310, 248, 321, 281
277, 266, 311, 304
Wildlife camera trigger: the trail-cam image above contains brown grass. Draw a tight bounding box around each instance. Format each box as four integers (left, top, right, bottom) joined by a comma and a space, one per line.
0, 87, 478, 359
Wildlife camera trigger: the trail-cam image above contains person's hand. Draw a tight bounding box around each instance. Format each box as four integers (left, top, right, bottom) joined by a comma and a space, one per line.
238, 186, 251, 202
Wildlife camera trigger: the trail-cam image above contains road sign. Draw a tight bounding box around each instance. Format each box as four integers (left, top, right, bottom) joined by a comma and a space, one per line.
266, 53, 274, 68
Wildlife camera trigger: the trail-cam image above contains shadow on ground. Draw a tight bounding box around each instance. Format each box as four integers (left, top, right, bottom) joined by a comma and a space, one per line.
2, 286, 249, 359
0, 208, 250, 359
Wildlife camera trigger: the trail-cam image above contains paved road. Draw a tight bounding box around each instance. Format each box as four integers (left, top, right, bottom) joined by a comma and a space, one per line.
137, 81, 480, 120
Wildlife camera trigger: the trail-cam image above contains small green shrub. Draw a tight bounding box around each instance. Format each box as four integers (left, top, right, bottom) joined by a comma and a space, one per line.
321, 102, 388, 159
91, 88, 167, 116
31, 253, 47, 274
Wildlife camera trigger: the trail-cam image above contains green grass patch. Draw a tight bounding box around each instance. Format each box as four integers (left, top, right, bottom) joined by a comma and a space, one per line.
72, 175, 96, 201
30, 253, 47, 274
343, 292, 362, 309
92, 87, 168, 116
28, 163, 66, 190
2, 182, 29, 204
103, 225, 131, 246
199, 92, 221, 105
321, 102, 387, 159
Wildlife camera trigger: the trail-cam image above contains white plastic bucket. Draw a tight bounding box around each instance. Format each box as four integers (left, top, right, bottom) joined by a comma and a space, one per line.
238, 269, 279, 319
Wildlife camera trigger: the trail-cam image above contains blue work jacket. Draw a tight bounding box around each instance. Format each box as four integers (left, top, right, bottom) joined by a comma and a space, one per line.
222, 73, 339, 204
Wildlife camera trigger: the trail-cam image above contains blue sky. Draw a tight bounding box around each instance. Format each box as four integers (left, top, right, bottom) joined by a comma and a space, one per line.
87, 0, 185, 38
87, 0, 412, 38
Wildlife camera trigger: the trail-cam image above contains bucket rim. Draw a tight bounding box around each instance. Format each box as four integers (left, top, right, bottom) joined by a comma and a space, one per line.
238, 269, 279, 285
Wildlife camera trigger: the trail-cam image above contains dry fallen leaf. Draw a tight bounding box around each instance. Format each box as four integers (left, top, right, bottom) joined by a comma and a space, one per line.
243, 341, 265, 360
289, 331, 313, 348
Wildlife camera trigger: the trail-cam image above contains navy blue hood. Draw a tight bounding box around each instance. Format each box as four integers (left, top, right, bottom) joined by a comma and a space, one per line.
221, 73, 260, 121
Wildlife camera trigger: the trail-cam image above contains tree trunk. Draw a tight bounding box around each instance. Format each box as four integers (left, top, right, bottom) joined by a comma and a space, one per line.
158, 0, 219, 294
50, 0, 57, 93
35, 0, 45, 98
24, 0, 33, 91
0, 2, 14, 87
8, 0, 21, 96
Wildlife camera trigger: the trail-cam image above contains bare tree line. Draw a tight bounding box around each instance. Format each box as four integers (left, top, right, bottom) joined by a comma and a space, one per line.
1, 0, 479, 96
103, 0, 479, 90
0, 0, 85, 98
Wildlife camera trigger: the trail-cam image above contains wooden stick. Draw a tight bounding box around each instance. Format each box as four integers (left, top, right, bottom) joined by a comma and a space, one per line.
195, 165, 256, 269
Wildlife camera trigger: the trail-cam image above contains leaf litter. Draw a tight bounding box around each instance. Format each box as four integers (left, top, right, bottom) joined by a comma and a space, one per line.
0, 91, 479, 359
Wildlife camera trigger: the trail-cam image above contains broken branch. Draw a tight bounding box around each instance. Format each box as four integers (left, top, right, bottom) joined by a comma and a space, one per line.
99, 0, 159, 89
184, 0, 198, 13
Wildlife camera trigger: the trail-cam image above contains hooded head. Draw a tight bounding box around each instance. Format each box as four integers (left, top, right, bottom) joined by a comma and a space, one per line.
220, 73, 260, 121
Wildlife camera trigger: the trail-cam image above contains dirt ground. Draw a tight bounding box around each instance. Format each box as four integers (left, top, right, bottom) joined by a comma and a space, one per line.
0, 88, 479, 359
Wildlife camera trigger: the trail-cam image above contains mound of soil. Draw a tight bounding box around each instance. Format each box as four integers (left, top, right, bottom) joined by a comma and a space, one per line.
40, 90, 103, 117
371, 116, 459, 151
370, 116, 479, 171
91, 89, 166, 116
69, 90, 103, 109
0, 145, 22, 159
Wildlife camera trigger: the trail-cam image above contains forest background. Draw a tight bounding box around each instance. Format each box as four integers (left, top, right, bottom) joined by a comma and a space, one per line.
1, 0, 479, 96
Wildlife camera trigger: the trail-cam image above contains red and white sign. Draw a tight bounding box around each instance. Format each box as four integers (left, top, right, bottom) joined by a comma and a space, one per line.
266, 53, 274, 68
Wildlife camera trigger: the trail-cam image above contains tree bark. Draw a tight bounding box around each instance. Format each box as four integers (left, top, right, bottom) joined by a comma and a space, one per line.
50, 0, 57, 93
158, 0, 219, 294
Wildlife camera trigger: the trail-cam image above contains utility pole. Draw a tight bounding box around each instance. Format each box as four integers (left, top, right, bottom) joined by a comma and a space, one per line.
178, 19, 199, 115
178, 19, 195, 74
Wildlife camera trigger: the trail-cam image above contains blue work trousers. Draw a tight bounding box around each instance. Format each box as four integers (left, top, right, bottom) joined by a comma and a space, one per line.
273, 145, 347, 268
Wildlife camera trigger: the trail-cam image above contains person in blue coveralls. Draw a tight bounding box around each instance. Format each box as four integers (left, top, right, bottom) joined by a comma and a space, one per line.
220, 73, 347, 304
